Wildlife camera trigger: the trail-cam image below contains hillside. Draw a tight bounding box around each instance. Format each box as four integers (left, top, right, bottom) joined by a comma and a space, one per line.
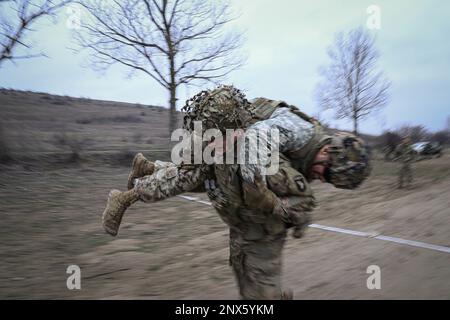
0, 89, 382, 165
0, 89, 180, 164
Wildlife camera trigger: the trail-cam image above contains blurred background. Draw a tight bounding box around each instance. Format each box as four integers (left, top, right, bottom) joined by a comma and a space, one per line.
0, 0, 449, 299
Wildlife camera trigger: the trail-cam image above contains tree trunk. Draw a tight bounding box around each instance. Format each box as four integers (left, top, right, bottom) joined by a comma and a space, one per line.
353, 115, 358, 136
352, 105, 358, 135
168, 48, 177, 135
169, 84, 177, 135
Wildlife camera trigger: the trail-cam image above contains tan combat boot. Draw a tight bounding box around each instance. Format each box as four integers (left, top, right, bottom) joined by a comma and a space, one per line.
127, 153, 155, 190
102, 189, 140, 236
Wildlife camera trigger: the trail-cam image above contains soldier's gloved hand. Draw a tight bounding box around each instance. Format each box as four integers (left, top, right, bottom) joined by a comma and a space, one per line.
292, 227, 303, 238
292, 223, 307, 238
242, 171, 284, 216
278, 197, 314, 239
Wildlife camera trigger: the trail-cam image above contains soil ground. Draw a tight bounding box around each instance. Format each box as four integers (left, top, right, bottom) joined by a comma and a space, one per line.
0, 89, 449, 299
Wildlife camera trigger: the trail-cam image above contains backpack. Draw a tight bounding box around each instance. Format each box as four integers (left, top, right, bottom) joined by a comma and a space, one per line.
251, 97, 321, 126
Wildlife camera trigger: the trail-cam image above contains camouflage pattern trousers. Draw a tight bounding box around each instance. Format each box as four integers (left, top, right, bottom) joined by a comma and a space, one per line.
132, 161, 299, 300
133, 161, 207, 202
398, 162, 413, 187
229, 227, 289, 300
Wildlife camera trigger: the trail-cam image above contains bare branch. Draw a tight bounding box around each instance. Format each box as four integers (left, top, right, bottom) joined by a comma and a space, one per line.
75, 0, 245, 116
315, 27, 390, 135
0, 0, 71, 67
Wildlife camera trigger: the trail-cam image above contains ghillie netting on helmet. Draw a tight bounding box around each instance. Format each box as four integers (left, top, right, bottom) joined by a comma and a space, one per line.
181, 85, 255, 134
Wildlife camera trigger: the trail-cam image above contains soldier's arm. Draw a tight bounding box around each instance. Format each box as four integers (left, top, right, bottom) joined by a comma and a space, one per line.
242, 156, 316, 237
268, 161, 316, 237
239, 107, 315, 185
238, 108, 317, 220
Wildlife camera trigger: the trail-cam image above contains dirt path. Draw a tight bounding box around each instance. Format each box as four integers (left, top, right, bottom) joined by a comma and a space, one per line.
1, 155, 449, 299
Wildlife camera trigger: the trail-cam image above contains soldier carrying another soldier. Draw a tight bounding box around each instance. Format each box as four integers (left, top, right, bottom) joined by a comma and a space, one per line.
100, 85, 372, 299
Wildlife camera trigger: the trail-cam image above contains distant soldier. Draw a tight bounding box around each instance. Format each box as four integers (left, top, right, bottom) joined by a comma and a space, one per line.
395, 136, 415, 188
100, 85, 372, 299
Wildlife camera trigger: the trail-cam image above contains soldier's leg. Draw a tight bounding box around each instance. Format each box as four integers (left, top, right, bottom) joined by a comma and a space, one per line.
134, 164, 207, 202
398, 164, 405, 188
229, 227, 291, 300
102, 164, 207, 236
406, 163, 413, 185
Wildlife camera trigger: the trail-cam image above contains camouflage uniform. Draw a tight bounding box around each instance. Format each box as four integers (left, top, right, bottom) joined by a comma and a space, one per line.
395, 141, 415, 188
133, 157, 315, 300
106, 86, 371, 300
132, 94, 325, 299
135, 161, 207, 202
209, 156, 316, 299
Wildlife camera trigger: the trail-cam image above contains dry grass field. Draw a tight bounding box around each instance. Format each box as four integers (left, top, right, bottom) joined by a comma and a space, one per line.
0, 89, 449, 299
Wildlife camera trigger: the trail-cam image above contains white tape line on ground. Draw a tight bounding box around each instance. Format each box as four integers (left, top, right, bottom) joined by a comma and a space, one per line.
178, 195, 212, 205
197, 200, 213, 205
310, 224, 450, 254
177, 195, 199, 201
308, 224, 369, 238
373, 235, 450, 254
177, 195, 450, 255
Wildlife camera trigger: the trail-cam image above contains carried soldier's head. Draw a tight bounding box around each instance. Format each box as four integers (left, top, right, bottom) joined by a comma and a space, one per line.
311, 132, 372, 190
182, 85, 254, 134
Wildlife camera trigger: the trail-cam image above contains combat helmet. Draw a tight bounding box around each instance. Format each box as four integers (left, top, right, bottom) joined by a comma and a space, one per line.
323, 132, 372, 189
182, 85, 254, 134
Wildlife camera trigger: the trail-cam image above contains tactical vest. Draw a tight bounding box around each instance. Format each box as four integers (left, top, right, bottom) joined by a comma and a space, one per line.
208, 98, 326, 240
251, 98, 321, 127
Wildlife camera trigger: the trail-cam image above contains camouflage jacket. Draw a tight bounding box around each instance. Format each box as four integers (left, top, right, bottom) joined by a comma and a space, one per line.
201, 98, 325, 239
395, 143, 415, 163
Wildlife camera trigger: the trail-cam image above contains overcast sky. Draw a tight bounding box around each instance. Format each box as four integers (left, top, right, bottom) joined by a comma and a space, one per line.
1, 0, 449, 134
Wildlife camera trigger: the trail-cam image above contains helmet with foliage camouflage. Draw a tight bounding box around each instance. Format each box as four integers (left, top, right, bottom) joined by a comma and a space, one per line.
181, 85, 254, 134
323, 132, 372, 189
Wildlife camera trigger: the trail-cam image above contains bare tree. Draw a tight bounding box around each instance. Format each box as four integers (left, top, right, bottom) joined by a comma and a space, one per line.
0, 0, 70, 68
396, 124, 430, 143
315, 28, 390, 135
75, 0, 245, 132
430, 130, 449, 145
376, 130, 401, 160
